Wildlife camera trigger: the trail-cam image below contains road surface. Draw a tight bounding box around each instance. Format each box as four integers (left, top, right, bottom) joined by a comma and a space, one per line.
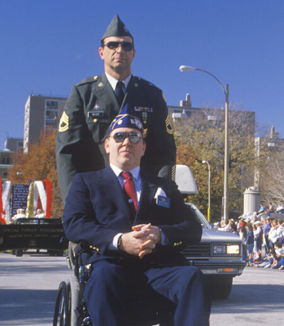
0, 252, 284, 325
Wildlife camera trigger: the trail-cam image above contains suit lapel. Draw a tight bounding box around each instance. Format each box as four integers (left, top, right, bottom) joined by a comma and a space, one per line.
135, 178, 158, 223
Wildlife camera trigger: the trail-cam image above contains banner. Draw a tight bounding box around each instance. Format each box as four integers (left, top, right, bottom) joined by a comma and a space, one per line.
33, 179, 52, 217
11, 184, 29, 217
26, 181, 34, 217
2, 181, 11, 219
0, 177, 5, 224
43, 179, 52, 218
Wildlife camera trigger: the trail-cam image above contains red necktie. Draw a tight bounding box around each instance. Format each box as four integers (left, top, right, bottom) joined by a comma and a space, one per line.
121, 171, 138, 211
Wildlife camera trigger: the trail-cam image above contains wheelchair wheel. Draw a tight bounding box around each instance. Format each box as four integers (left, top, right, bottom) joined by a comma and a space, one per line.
53, 281, 71, 326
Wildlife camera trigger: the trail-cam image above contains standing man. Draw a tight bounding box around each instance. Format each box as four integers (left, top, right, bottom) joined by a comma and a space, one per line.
56, 14, 176, 201
63, 114, 209, 326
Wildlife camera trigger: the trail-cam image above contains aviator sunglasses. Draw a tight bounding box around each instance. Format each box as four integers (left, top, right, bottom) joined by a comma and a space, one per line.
111, 131, 142, 144
104, 41, 134, 51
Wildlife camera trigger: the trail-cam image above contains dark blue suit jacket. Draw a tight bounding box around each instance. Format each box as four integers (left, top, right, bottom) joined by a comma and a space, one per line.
63, 166, 202, 266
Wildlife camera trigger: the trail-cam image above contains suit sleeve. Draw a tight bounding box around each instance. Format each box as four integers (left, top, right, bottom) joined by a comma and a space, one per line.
63, 173, 119, 254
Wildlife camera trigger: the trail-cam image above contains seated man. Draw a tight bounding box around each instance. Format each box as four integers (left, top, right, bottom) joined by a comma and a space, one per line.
63, 114, 210, 326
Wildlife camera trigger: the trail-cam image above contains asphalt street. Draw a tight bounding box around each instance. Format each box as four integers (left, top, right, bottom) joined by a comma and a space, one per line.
0, 252, 284, 325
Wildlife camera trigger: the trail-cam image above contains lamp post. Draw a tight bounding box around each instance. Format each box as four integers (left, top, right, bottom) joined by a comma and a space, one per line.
179, 65, 229, 223
202, 160, 211, 223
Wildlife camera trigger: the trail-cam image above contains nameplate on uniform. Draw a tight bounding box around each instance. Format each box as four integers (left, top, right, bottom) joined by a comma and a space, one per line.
88, 109, 105, 119
156, 195, 170, 208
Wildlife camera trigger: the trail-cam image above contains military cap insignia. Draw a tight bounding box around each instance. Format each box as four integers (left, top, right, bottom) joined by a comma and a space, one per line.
165, 115, 174, 134
93, 75, 98, 81
143, 128, 148, 138
58, 111, 69, 132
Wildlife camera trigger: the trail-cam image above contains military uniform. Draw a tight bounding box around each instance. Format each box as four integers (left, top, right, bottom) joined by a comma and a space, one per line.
56, 73, 176, 200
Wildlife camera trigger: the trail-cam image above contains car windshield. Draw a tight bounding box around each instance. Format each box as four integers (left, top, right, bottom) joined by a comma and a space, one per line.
187, 203, 212, 230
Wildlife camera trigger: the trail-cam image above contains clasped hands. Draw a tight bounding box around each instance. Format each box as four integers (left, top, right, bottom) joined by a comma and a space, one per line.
120, 223, 161, 259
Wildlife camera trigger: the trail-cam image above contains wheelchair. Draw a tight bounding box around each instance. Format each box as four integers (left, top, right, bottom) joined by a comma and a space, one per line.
53, 242, 175, 326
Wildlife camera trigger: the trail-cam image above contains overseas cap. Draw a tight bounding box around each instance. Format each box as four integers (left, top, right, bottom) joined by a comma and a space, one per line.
102, 14, 133, 41
108, 114, 143, 135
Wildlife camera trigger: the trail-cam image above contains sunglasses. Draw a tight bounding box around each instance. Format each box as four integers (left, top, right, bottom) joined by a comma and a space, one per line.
104, 41, 134, 51
111, 131, 142, 144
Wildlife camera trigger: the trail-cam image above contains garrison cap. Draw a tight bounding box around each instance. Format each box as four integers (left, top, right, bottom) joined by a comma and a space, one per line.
102, 14, 133, 41
108, 113, 143, 135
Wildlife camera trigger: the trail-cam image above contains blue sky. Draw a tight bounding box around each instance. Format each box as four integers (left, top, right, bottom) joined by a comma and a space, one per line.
1, 0, 283, 149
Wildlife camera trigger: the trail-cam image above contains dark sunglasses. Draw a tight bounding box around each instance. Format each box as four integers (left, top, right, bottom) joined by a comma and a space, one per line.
111, 131, 142, 144
104, 41, 134, 51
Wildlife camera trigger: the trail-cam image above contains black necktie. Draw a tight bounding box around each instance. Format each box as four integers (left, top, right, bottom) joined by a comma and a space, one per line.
115, 81, 125, 106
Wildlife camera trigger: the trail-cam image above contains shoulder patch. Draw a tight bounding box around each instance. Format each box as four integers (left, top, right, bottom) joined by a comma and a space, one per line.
165, 115, 174, 135
58, 111, 69, 132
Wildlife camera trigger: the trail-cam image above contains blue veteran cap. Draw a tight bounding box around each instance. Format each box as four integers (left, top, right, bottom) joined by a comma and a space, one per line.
108, 114, 143, 135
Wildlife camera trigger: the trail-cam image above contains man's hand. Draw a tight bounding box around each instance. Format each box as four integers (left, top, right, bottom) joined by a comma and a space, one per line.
120, 223, 161, 259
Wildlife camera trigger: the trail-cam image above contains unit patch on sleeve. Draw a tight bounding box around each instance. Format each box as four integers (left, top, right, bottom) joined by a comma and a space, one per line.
165, 115, 174, 134
58, 111, 69, 132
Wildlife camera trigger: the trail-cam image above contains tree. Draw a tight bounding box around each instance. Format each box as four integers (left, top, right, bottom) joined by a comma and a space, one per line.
174, 110, 256, 221
8, 130, 64, 217
259, 149, 284, 205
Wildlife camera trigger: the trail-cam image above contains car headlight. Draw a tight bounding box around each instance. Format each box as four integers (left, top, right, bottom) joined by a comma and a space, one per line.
213, 244, 240, 256
226, 244, 240, 255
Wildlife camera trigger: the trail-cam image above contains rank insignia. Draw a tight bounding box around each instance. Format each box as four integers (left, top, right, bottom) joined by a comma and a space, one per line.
98, 82, 104, 88
93, 75, 98, 81
58, 111, 69, 132
165, 115, 174, 134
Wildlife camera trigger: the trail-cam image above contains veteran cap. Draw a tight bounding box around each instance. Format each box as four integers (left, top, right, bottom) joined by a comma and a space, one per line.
108, 114, 143, 135
101, 14, 133, 41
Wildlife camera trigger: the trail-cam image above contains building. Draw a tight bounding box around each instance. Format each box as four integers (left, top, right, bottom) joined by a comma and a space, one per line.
169, 93, 255, 135
24, 95, 66, 152
0, 149, 12, 181
4, 138, 23, 153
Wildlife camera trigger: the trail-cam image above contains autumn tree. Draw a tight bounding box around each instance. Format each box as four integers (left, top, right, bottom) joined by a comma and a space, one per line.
174, 109, 256, 221
258, 146, 284, 205
8, 130, 64, 217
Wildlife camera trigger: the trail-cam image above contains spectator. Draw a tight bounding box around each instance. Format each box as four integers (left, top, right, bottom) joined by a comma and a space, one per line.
239, 221, 248, 261
262, 217, 271, 256
35, 209, 45, 218
11, 209, 26, 222
268, 218, 280, 249
253, 221, 263, 263
247, 222, 254, 266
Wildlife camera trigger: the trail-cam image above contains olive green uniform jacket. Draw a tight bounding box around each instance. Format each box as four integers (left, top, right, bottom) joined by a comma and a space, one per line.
56, 74, 176, 200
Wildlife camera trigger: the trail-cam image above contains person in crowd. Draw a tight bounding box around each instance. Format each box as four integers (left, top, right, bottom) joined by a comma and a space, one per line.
229, 222, 239, 235
271, 242, 284, 270
253, 221, 263, 263
264, 241, 284, 270
263, 217, 272, 256
11, 208, 26, 222
268, 218, 280, 249
56, 14, 176, 201
218, 219, 234, 232
35, 208, 45, 218
239, 220, 248, 262
63, 114, 210, 326
246, 222, 254, 266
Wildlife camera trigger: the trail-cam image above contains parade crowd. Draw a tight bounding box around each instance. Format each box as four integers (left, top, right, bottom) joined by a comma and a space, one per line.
215, 203, 284, 270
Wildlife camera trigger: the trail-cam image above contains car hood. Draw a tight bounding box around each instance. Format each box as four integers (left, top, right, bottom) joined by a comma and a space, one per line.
201, 229, 241, 243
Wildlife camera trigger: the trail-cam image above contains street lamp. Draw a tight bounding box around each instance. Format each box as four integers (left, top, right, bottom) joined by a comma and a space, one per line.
202, 160, 211, 223
179, 65, 229, 222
